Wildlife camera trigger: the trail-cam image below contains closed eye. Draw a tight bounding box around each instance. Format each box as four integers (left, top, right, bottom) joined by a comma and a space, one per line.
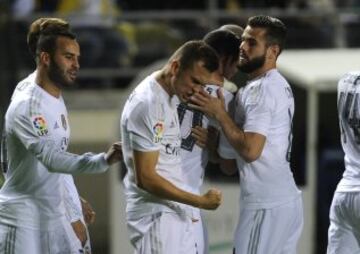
191, 76, 205, 87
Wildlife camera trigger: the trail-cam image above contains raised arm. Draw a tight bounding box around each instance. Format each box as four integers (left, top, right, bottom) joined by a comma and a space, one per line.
191, 89, 265, 163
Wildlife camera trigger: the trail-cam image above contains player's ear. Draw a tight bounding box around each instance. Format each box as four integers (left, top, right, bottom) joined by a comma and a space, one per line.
267, 44, 280, 60
39, 51, 51, 67
170, 60, 180, 76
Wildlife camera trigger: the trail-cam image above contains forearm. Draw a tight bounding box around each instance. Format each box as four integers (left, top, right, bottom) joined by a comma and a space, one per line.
29, 139, 108, 174
216, 111, 249, 159
139, 173, 203, 208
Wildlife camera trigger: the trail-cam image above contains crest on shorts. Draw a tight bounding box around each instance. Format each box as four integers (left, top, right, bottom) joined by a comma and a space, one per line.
32, 115, 49, 136
153, 122, 164, 143
61, 114, 67, 130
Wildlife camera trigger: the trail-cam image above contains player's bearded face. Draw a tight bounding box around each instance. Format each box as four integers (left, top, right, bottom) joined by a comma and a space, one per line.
238, 51, 266, 74
48, 55, 75, 88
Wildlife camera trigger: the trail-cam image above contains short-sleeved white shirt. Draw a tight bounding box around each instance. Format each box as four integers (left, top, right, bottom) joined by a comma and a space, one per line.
223, 69, 300, 209
0, 72, 108, 229
121, 72, 188, 219
336, 71, 360, 192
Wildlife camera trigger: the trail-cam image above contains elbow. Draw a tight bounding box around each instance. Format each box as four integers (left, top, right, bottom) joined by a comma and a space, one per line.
136, 175, 153, 192
136, 178, 146, 190
243, 156, 256, 163
219, 159, 237, 176
241, 151, 261, 163
220, 166, 237, 176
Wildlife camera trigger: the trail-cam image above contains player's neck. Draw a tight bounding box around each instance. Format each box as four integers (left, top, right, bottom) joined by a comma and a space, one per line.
248, 62, 276, 80
35, 69, 62, 98
155, 69, 174, 97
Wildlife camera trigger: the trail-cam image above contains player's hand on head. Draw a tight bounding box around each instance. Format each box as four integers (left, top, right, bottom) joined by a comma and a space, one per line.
200, 188, 222, 210
189, 89, 226, 119
191, 126, 208, 148
105, 141, 123, 165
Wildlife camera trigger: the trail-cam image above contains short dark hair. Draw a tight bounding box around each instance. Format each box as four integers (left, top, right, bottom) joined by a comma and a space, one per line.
170, 40, 219, 73
27, 18, 70, 59
218, 24, 244, 39
35, 19, 76, 59
203, 30, 240, 63
247, 15, 287, 53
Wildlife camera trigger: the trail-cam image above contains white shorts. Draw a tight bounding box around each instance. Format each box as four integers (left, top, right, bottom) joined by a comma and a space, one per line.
127, 212, 197, 254
0, 218, 83, 254
193, 213, 208, 254
233, 196, 303, 254
327, 192, 360, 254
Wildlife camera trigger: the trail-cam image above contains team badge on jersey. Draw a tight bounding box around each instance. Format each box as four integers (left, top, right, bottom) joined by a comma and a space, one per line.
61, 114, 67, 130
153, 122, 164, 143
32, 115, 49, 136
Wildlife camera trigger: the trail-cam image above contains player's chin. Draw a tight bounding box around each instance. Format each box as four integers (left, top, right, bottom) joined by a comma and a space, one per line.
67, 75, 77, 84
69, 76, 77, 83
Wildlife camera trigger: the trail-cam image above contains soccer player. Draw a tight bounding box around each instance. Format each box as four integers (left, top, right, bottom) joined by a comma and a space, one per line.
327, 72, 360, 254
25, 17, 95, 253
191, 15, 303, 254
121, 40, 222, 254
0, 18, 122, 253
177, 29, 241, 253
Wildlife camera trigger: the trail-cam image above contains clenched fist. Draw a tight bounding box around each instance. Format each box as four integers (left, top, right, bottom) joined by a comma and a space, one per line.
200, 188, 222, 210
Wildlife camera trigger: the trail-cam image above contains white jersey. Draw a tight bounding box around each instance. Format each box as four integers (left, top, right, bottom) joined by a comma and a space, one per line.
222, 69, 300, 209
9, 72, 83, 223
336, 72, 360, 192
0, 72, 108, 230
121, 72, 187, 219
177, 84, 234, 194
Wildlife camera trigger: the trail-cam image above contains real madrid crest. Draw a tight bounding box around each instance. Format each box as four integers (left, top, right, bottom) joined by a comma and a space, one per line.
61, 114, 67, 130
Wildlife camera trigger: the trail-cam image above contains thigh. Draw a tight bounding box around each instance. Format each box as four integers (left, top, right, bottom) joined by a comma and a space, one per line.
234, 198, 303, 254
0, 223, 41, 254
327, 218, 359, 254
193, 216, 206, 254
133, 212, 196, 254
233, 208, 264, 254
193, 215, 209, 254
280, 197, 304, 254
327, 192, 360, 254
48, 219, 83, 254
